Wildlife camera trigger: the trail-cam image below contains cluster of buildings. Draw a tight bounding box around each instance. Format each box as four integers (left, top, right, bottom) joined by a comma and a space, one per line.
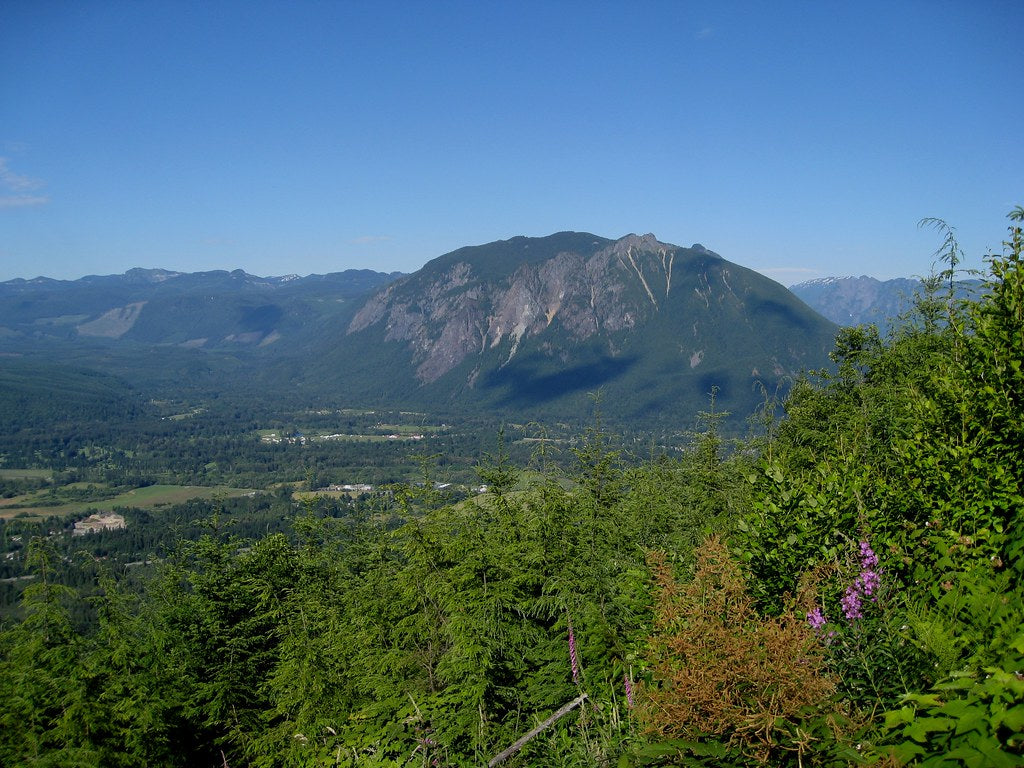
73, 512, 127, 536
260, 432, 426, 444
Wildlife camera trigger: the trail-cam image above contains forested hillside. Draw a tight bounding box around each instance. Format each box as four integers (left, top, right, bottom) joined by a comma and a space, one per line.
327, 232, 837, 429
1, 210, 1022, 766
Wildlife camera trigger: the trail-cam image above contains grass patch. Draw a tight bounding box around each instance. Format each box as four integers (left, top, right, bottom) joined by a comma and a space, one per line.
0, 484, 258, 520
0, 469, 53, 480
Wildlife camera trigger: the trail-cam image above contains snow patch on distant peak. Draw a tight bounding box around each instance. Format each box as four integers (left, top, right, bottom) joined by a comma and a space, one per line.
790, 276, 859, 289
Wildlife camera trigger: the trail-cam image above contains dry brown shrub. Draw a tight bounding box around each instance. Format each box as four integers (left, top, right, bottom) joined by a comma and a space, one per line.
639, 536, 842, 764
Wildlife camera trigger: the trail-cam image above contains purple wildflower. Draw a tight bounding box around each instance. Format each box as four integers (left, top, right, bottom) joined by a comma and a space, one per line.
807, 606, 828, 630
841, 584, 863, 620
835, 539, 883, 622
859, 541, 878, 570
856, 542, 881, 594
624, 673, 634, 708
568, 619, 579, 684
857, 568, 881, 598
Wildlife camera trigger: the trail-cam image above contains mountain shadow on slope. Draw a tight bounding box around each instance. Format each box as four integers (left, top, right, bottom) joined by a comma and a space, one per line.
325, 232, 838, 430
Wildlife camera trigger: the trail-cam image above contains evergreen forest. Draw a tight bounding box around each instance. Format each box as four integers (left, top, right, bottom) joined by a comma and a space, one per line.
1, 210, 1023, 766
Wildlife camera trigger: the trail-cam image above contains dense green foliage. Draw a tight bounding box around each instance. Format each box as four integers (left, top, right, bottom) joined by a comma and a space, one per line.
665, 209, 1024, 766
0, 429, 749, 767
0, 211, 1022, 765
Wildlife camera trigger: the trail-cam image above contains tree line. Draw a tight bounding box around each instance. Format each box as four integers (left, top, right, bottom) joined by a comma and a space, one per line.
1, 210, 1022, 765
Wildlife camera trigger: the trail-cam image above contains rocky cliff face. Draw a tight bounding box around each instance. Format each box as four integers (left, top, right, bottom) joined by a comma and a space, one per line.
349, 233, 708, 384
317, 230, 840, 427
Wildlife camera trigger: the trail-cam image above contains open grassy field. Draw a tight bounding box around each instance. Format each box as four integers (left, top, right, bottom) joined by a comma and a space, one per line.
0, 469, 54, 480
0, 484, 258, 520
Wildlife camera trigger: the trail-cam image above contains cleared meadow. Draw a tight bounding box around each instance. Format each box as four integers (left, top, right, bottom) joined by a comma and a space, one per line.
0, 484, 258, 520
0, 469, 54, 480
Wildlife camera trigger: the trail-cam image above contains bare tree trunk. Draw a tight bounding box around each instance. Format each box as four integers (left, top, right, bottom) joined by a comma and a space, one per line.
487, 693, 589, 767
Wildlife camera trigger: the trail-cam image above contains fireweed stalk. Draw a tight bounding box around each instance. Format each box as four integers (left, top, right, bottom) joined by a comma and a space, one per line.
816, 539, 914, 704
568, 617, 580, 684
842, 541, 881, 621
807, 540, 883, 629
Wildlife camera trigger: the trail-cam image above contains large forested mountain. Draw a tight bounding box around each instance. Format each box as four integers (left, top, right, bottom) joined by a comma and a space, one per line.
316, 232, 838, 427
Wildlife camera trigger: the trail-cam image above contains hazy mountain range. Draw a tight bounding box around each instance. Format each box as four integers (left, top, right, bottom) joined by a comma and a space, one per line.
0, 267, 402, 349
1, 233, 950, 430
789, 275, 982, 333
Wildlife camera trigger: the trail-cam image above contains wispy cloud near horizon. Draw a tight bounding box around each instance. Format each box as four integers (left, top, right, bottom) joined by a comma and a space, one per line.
0, 157, 48, 208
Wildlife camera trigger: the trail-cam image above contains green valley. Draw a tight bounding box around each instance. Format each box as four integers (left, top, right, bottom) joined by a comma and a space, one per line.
0, 212, 1022, 766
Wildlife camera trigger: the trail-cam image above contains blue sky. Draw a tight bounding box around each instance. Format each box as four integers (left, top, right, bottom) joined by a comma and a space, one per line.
1, 1, 1020, 285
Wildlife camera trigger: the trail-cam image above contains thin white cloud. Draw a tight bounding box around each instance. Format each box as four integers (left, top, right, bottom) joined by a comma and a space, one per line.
0, 157, 43, 191
350, 235, 391, 244
0, 157, 48, 207
695, 27, 713, 39
0, 195, 49, 208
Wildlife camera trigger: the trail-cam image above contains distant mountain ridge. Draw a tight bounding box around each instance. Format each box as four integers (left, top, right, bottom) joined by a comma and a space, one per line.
790, 275, 983, 332
0, 267, 404, 350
